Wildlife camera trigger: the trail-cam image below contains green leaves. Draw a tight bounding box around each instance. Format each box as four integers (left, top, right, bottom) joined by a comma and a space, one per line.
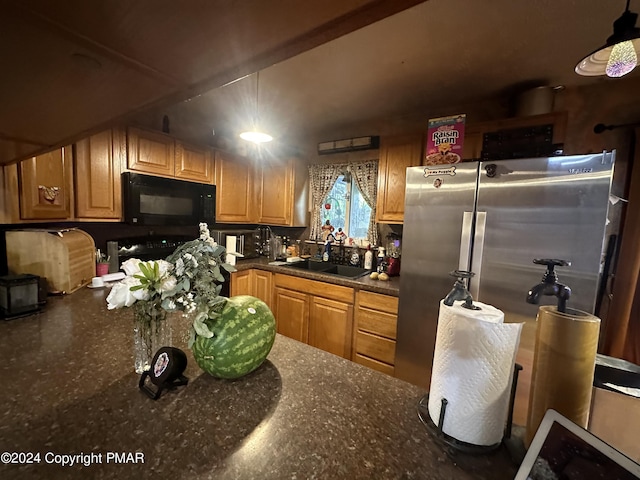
221, 262, 237, 273
193, 312, 214, 338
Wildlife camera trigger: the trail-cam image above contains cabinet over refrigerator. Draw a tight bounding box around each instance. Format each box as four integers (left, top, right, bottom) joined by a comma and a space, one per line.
394, 153, 615, 396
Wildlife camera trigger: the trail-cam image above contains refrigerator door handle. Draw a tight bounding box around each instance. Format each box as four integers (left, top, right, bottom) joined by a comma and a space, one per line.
470, 211, 487, 300
459, 211, 474, 271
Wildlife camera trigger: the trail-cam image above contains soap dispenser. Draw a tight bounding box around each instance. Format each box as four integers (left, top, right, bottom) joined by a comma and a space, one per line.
364, 245, 374, 270
376, 247, 386, 272
323, 241, 331, 262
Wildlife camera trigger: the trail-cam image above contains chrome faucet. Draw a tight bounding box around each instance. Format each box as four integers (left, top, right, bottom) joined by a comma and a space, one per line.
526, 259, 572, 313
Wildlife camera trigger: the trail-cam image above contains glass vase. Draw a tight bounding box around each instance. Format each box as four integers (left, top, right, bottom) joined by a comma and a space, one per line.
132, 300, 172, 374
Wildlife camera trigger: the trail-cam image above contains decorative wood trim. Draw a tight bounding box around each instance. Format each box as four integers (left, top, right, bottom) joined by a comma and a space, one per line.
604, 128, 640, 363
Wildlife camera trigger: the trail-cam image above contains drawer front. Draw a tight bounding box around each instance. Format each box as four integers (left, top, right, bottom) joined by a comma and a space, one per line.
357, 290, 398, 314
356, 307, 397, 340
274, 273, 354, 304
356, 331, 396, 365
354, 354, 394, 376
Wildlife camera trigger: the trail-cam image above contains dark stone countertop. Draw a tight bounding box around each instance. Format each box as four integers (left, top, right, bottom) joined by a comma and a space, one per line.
0, 287, 517, 479
235, 257, 400, 297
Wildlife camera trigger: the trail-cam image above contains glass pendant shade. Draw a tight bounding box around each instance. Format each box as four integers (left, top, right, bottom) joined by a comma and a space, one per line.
575, 3, 640, 78
606, 40, 638, 76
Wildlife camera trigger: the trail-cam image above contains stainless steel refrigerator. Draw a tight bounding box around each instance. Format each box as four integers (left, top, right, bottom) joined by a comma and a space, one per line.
395, 152, 615, 395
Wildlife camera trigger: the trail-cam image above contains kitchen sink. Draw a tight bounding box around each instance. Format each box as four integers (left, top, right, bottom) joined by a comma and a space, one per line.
321, 264, 369, 279
285, 259, 369, 279
286, 259, 331, 271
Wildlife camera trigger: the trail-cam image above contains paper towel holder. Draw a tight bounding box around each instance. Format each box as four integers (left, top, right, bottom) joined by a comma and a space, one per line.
526, 259, 572, 313
417, 363, 523, 455
443, 270, 481, 310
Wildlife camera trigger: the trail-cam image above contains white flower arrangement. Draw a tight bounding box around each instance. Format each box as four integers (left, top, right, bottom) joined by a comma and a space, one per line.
106, 223, 236, 344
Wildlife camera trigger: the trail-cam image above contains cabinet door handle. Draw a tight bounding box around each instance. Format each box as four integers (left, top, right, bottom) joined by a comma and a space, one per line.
38, 185, 60, 202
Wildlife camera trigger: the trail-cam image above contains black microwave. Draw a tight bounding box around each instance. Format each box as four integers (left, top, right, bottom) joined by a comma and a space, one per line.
122, 172, 216, 226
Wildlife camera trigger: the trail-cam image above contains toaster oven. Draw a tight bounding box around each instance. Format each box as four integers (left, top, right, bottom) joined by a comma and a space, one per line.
210, 229, 259, 259
0, 274, 47, 319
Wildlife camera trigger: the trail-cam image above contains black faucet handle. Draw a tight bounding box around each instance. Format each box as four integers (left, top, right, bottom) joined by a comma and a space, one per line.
444, 270, 480, 310
534, 259, 570, 283
449, 269, 475, 281
533, 258, 571, 268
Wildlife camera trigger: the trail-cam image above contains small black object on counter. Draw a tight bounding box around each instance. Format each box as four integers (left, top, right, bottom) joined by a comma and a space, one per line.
139, 347, 189, 400
0, 274, 47, 319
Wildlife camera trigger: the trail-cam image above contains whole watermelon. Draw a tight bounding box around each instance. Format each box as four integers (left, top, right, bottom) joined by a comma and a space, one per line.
192, 295, 276, 379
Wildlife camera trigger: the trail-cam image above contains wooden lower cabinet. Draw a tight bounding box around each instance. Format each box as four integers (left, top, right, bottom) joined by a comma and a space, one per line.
253, 269, 273, 309
309, 296, 353, 359
274, 287, 309, 343
273, 273, 354, 359
230, 270, 252, 296
353, 290, 399, 376
230, 269, 273, 309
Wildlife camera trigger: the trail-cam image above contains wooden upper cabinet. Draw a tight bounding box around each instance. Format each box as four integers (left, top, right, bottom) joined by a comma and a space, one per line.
19, 147, 72, 220
175, 141, 214, 184
214, 149, 257, 223
258, 157, 307, 226
375, 133, 423, 224
127, 127, 174, 176
75, 128, 125, 219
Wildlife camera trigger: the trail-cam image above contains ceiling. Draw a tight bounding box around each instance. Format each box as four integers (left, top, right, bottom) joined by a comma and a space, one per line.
1, 0, 638, 164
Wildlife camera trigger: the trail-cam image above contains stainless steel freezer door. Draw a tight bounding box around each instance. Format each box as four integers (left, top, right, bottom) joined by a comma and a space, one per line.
473, 153, 614, 321
395, 163, 479, 388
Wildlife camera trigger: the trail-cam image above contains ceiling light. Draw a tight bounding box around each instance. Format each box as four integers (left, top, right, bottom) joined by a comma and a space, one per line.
239, 131, 273, 143
576, 0, 640, 78
240, 71, 273, 144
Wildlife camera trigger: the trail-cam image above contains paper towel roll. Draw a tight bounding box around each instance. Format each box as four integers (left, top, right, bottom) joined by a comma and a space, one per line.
225, 236, 237, 265
525, 306, 600, 446
428, 300, 523, 446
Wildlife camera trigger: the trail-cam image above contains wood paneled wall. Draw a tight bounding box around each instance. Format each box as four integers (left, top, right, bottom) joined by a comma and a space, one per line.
603, 128, 640, 364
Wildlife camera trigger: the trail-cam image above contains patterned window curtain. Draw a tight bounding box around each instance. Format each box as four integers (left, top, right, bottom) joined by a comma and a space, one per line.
350, 160, 379, 246
308, 163, 345, 241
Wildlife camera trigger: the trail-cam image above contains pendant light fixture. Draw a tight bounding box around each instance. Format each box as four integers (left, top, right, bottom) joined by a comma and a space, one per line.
239, 71, 273, 144
575, 0, 640, 77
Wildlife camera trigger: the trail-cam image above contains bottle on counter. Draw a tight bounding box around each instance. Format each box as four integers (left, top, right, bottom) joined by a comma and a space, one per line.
377, 246, 386, 273
349, 245, 360, 266
364, 244, 374, 270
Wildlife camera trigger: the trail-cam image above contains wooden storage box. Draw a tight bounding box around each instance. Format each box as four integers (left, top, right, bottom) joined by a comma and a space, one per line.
588, 387, 640, 463
6, 229, 96, 294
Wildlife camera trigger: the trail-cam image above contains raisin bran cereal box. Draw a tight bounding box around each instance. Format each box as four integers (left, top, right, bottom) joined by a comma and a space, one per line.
425, 114, 466, 165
